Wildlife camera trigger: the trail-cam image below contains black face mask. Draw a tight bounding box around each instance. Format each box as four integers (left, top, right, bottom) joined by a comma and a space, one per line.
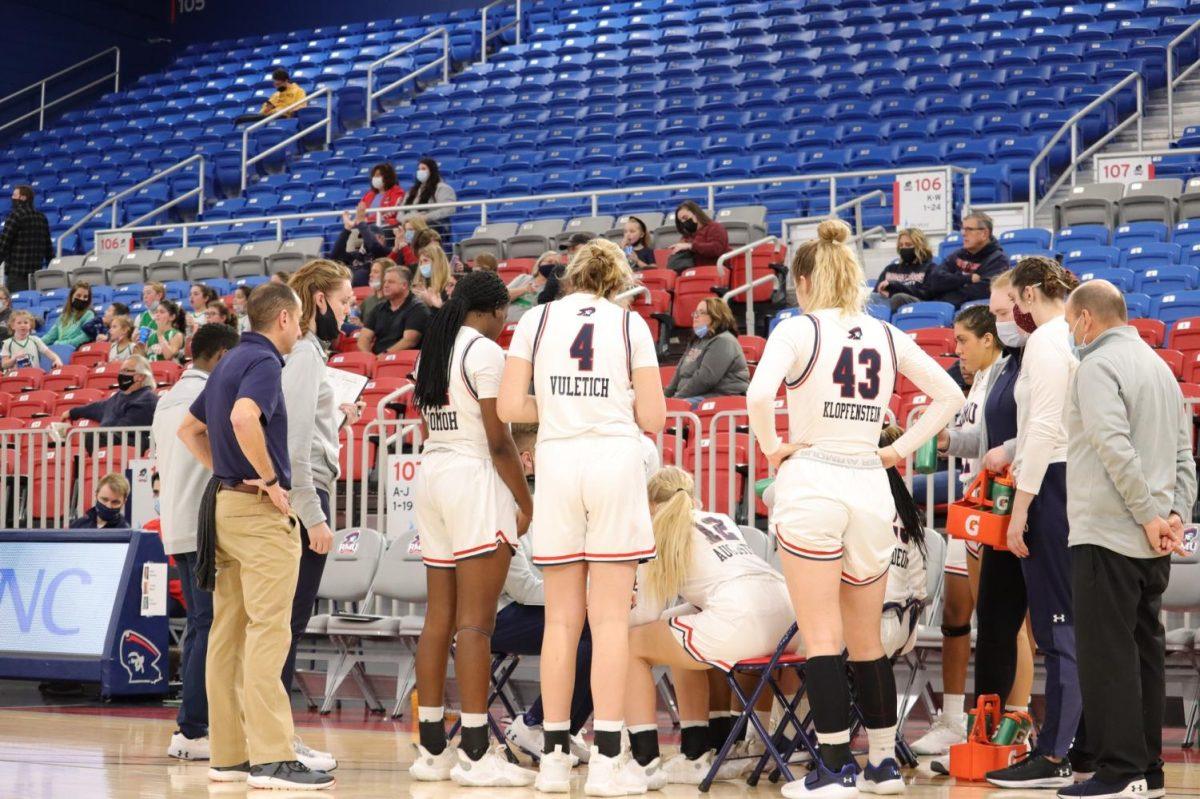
315, 300, 341, 344
680, 219, 698, 235
71, 298, 89, 311
898, 247, 917, 263
117, 373, 137, 392
538, 263, 555, 278
95, 503, 124, 525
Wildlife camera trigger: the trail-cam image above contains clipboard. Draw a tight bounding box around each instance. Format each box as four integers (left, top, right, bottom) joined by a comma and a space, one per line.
327, 367, 370, 428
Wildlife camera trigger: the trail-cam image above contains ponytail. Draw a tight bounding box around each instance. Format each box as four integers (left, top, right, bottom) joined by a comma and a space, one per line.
413, 270, 509, 412
645, 466, 697, 603
880, 425, 927, 556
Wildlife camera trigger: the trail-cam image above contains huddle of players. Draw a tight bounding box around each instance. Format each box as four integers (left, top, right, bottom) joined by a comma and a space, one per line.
407, 224, 961, 799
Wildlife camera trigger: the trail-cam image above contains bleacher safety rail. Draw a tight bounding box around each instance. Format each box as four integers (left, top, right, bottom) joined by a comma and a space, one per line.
1027, 72, 1145, 226
56, 154, 207, 257
97, 164, 976, 251
716, 235, 780, 333
1168, 19, 1200, 141
241, 88, 334, 192
0, 48, 120, 136
365, 28, 452, 128
480, 0, 522, 65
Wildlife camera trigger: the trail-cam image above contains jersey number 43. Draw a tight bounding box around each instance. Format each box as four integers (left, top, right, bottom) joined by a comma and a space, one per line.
832, 346, 882, 400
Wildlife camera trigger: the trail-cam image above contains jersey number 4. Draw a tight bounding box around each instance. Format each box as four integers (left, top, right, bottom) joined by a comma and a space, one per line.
832, 346, 881, 400
569, 323, 595, 371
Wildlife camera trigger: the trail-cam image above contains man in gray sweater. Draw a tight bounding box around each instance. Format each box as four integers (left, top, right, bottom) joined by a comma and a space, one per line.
1063, 280, 1196, 799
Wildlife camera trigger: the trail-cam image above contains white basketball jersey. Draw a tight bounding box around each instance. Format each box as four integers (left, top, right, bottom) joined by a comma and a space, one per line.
418, 327, 505, 459
508, 291, 658, 443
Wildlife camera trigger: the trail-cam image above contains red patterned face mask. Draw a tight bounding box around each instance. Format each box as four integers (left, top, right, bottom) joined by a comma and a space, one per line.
1012, 304, 1037, 334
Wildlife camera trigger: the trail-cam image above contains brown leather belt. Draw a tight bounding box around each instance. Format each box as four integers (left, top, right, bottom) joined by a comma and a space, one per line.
220, 483, 262, 495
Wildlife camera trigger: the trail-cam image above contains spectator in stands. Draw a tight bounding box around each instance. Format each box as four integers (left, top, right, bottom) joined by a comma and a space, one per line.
42, 281, 95, 348
473, 252, 499, 272
357, 162, 404, 231
0, 185, 53, 291
188, 284, 219, 333
64, 355, 158, 427
390, 214, 431, 268
1, 309, 62, 369
0, 286, 13, 341
360, 258, 389, 321
85, 301, 131, 342
138, 283, 165, 334
232, 286, 251, 332
413, 242, 452, 309
924, 212, 1009, 307
622, 216, 656, 270
665, 298, 749, 402
69, 473, 130, 529
236, 68, 306, 124
400, 157, 456, 240
357, 265, 430, 354
205, 301, 236, 329
107, 315, 139, 363
668, 200, 729, 272
874, 228, 937, 311
271, 271, 290, 285
147, 299, 186, 362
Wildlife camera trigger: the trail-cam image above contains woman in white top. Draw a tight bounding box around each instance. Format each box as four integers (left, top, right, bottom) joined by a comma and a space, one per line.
746, 220, 963, 798
981, 256, 1083, 787
624, 467, 797, 787
411, 270, 536, 788
499, 238, 665, 796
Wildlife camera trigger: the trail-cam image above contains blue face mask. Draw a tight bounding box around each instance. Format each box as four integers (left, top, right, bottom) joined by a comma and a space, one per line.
153, 498, 161, 516
405, 229, 415, 244
694, 324, 709, 338
1068, 317, 1085, 359
419, 263, 432, 279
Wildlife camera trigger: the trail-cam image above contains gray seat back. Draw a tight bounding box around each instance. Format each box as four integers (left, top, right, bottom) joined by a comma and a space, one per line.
717, 205, 769, 247
160, 246, 201, 262
505, 218, 565, 259
653, 211, 683, 249
556, 216, 614, 247
226, 254, 267, 279
1056, 182, 1124, 229
106, 264, 146, 286
738, 525, 771, 561
146, 260, 185, 283
1118, 178, 1183, 226
369, 531, 428, 604
184, 258, 226, 281
317, 527, 387, 602
121, 249, 161, 265
199, 243, 242, 263
84, 251, 124, 269
266, 251, 307, 274
458, 223, 519, 262
71, 266, 106, 285
240, 239, 282, 257
281, 237, 324, 258
32, 269, 70, 291
1163, 556, 1200, 612
48, 255, 86, 273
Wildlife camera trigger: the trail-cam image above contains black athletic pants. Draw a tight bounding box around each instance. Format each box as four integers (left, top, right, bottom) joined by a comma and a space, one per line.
973, 545, 1027, 702
282, 489, 330, 693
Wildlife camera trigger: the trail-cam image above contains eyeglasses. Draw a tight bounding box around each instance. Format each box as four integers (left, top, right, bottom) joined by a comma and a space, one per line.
962, 225, 988, 232
691, 310, 710, 318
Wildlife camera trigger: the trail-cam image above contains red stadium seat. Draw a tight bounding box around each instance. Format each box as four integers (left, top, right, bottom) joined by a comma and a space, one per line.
151, 361, 183, 387
362, 377, 413, 415
738, 335, 767, 365
29, 447, 72, 521
1129, 318, 1166, 348
42, 365, 90, 393
9, 390, 57, 420
0, 391, 11, 416
1157, 349, 1185, 381
1171, 318, 1200, 359
70, 348, 108, 368
85, 362, 123, 391
329, 351, 376, 378
659, 365, 676, 389
653, 249, 672, 269
629, 288, 672, 342
498, 266, 532, 284
0, 367, 45, 394
639, 269, 677, 295
909, 327, 957, 358
672, 266, 728, 328
54, 389, 106, 416
694, 396, 748, 436
497, 322, 518, 350
375, 350, 419, 380
898, 393, 931, 428
353, 286, 373, 302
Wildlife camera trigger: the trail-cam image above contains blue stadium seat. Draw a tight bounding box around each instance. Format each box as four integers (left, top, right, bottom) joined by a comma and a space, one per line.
1077, 267, 1137, 293
1136, 265, 1200, 296
1121, 243, 1183, 271
1063, 246, 1121, 270
892, 301, 957, 331
1152, 290, 1200, 325
1114, 223, 1172, 250
999, 228, 1053, 250
1055, 225, 1111, 248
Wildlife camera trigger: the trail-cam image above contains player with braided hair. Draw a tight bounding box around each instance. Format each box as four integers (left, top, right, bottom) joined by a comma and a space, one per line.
409, 270, 535, 787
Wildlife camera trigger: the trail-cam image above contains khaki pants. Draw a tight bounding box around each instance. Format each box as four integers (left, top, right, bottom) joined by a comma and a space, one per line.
207, 490, 301, 767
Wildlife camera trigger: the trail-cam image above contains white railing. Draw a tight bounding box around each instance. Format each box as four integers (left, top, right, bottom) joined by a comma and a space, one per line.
1167, 20, 1200, 141
716, 236, 779, 333
1027, 72, 1145, 226
98, 164, 975, 247
480, 0, 522, 65
365, 28, 451, 127
615, 285, 649, 304
0, 48, 120, 135
56, 154, 206, 257
241, 88, 333, 191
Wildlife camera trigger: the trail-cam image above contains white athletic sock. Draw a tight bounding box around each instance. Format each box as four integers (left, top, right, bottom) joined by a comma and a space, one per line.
943, 694, 966, 725
594, 719, 623, 732
867, 726, 897, 766
461, 712, 487, 729
544, 720, 570, 731
418, 706, 445, 723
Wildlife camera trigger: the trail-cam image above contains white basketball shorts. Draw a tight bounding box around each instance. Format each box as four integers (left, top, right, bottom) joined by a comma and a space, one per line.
413, 450, 517, 568
666, 577, 800, 672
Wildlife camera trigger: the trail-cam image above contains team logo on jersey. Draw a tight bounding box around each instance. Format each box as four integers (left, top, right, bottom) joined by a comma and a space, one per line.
119, 630, 163, 685
848, 327, 863, 340
577, 307, 596, 317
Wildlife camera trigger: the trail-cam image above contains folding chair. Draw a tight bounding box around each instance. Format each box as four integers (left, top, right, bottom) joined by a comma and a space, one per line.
700, 622, 815, 792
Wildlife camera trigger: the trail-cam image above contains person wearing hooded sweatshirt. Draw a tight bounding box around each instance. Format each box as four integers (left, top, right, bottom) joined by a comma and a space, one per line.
923, 212, 1009, 307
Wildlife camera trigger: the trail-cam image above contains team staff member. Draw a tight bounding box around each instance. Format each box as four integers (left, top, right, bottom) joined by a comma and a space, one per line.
1062, 281, 1195, 799
280, 260, 359, 774
985, 257, 1082, 790
155, 324, 240, 763
177, 283, 334, 792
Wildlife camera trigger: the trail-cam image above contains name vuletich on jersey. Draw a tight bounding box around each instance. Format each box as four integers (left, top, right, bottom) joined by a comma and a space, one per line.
549, 375, 611, 397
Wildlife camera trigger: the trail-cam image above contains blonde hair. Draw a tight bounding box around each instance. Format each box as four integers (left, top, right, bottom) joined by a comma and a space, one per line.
474, 252, 499, 272
109, 314, 135, 341
991, 269, 1014, 291
287, 258, 352, 331
97, 473, 130, 500
422, 243, 452, 297
645, 467, 697, 603
9, 309, 35, 327
564, 237, 633, 299
790, 219, 865, 315
897, 227, 933, 264
144, 281, 166, 299
404, 214, 431, 236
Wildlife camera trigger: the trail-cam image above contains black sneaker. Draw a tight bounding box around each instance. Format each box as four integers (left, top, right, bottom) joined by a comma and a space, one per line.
986, 753, 1074, 789
247, 760, 335, 791
1146, 768, 1165, 798
208, 762, 250, 782
1057, 775, 1148, 798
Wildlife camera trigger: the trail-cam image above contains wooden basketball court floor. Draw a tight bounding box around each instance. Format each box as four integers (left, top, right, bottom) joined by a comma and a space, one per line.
3, 696, 1200, 798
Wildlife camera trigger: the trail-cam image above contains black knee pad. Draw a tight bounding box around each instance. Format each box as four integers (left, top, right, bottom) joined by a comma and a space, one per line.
941, 623, 971, 638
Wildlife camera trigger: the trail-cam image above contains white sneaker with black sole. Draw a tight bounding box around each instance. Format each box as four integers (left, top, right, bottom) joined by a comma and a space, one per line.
246, 760, 335, 790
450, 747, 536, 787
207, 762, 250, 782
410, 744, 457, 781
584, 748, 648, 796
167, 731, 210, 761
535, 750, 574, 793
293, 736, 337, 772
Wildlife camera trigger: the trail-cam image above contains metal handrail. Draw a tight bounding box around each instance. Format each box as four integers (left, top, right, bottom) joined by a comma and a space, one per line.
615, 285, 649, 303
241, 87, 332, 191
1027, 72, 1144, 226
366, 28, 451, 127
1167, 20, 1200, 141
723, 275, 774, 304
56, 154, 205, 256
480, 0, 522, 65
101, 163, 975, 243
849, 225, 889, 246
0, 48, 120, 134
717, 235, 779, 333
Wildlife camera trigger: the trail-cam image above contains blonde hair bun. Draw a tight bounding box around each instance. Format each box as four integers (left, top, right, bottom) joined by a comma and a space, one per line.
817, 218, 851, 244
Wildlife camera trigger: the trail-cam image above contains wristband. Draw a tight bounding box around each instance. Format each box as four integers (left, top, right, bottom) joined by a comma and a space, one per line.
263, 476, 279, 488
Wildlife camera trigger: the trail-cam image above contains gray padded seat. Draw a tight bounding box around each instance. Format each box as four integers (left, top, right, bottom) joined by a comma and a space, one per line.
84, 251, 124, 270
48, 255, 86, 274
240, 239, 282, 257
1117, 178, 1182, 226
504, 218, 565, 259
71, 266, 107, 285
226, 255, 267, 279
145, 261, 185, 283
198, 243, 241, 263
653, 211, 683, 249
32, 269, 70, 291
106, 264, 146, 286
555, 215, 614, 248
160, 247, 201, 263
1055, 182, 1125, 229
184, 258, 226, 281
120, 249, 161, 265
305, 528, 387, 636
458, 223, 519, 262
716, 205, 769, 247
1177, 178, 1200, 222
266, 251, 306, 274
280, 237, 324, 258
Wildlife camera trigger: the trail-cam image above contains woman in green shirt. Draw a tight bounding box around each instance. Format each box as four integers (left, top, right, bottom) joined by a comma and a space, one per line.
146, 299, 186, 363
42, 281, 95, 348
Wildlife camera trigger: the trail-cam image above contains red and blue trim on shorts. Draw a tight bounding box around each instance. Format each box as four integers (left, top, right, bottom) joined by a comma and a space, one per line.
423, 530, 515, 569
668, 615, 735, 672
531, 545, 657, 567
774, 525, 888, 586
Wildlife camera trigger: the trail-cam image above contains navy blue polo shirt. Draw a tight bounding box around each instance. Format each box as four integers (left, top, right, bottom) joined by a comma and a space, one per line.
188, 331, 291, 489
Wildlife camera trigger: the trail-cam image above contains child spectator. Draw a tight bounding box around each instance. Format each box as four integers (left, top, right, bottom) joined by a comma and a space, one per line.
147, 300, 186, 362
187, 284, 218, 333
204, 301, 236, 329
231, 286, 251, 332
138, 282, 166, 333
1, 309, 62, 369
107, 315, 140, 362
622, 216, 656, 270
85, 301, 131, 342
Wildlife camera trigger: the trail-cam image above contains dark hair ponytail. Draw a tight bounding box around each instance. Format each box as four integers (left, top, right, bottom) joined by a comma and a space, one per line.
880, 425, 927, 556
414, 270, 510, 412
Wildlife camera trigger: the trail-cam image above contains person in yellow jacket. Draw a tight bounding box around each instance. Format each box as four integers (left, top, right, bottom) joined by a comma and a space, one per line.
259, 68, 306, 117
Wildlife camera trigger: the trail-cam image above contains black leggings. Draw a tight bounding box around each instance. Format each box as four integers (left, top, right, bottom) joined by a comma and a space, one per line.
972, 545, 1027, 702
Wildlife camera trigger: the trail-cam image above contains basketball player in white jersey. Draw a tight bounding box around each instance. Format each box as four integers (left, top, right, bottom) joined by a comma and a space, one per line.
747, 220, 963, 798
409, 270, 536, 787
624, 466, 798, 787
499, 238, 666, 796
